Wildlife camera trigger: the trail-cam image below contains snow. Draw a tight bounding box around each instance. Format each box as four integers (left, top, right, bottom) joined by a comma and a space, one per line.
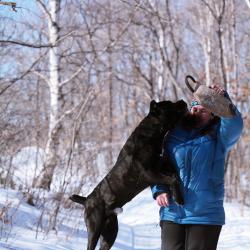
12, 147, 45, 188
0, 187, 250, 250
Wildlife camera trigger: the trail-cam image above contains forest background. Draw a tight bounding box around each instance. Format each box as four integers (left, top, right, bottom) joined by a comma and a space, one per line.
0, 0, 249, 234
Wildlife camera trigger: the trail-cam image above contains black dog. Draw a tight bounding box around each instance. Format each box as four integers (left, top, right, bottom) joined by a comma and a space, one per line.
70, 100, 187, 250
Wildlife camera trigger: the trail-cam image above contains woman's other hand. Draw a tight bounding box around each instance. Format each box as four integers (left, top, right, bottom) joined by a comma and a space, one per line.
209, 84, 226, 96
156, 193, 169, 207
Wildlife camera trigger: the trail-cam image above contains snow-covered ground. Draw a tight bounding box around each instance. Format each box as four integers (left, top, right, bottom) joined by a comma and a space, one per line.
0, 187, 250, 250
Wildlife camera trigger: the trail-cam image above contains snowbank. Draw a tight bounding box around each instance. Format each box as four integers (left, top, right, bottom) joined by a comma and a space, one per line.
0, 188, 250, 250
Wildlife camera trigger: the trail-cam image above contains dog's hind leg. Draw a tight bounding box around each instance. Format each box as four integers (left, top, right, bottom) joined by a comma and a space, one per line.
85, 208, 105, 250
99, 215, 118, 250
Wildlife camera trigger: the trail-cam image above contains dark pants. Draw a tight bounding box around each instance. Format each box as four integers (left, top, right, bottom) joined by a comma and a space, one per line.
160, 221, 222, 250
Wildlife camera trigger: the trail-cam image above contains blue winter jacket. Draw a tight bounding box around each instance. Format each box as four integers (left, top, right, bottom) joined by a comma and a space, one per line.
151, 107, 243, 225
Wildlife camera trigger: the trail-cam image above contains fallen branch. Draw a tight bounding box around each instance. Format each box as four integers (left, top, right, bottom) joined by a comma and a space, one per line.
0, 1, 17, 12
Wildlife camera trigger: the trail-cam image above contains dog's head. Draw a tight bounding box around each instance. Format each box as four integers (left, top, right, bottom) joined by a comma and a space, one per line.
149, 99, 188, 130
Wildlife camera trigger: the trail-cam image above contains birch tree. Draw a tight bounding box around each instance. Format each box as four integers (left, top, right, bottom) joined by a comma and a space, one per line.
33, 0, 62, 189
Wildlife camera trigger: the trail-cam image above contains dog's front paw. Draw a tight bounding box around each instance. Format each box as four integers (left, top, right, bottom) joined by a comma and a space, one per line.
174, 194, 184, 205
169, 175, 177, 185
171, 184, 184, 205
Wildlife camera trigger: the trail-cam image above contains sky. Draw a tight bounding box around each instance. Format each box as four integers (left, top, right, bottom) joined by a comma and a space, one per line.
0, 0, 38, 20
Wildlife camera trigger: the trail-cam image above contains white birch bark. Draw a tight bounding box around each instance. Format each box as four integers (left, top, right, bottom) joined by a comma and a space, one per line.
49, 0, 60, 134
148, 0, 186, 101
35, 0, 61, 189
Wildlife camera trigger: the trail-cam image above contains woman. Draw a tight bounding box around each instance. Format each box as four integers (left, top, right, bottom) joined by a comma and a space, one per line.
151, 85, 243, 250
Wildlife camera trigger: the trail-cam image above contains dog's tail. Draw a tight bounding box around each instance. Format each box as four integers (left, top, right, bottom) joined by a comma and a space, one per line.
69, 194, 87, 205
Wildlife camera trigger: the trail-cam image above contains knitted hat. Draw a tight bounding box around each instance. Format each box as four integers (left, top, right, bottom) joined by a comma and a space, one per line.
190, 99, 215, 116
190, 100, 200, 108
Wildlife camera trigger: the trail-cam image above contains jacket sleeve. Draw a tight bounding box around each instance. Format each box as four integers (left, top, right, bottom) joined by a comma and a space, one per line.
150, 184, 169, 199
218, 104, 244, 151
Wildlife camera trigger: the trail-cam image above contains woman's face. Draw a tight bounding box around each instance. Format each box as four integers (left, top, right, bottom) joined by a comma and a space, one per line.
190, 105, 213, 128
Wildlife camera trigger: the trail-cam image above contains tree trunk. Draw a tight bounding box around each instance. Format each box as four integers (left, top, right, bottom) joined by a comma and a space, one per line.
199, 6, 213, 87
35, 0, 61, 190
108, 1, 114, 169
215, 0, 227, 89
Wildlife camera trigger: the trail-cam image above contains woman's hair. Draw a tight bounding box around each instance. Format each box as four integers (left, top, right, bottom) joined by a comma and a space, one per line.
200, 115, 221, 137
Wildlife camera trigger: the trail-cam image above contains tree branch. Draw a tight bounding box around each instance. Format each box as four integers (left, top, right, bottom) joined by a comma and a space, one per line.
0, 50, 48, 95
0, 39, 53, 48
0, 29, 75, 49
0, 1, 17, 12
35, 0, 53, 24
32, 71, 50, 86
59, 65, 84, 87
200, 0, 218, 20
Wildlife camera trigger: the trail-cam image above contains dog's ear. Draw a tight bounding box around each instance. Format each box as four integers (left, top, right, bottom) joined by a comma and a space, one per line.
150, 100, 158, 115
